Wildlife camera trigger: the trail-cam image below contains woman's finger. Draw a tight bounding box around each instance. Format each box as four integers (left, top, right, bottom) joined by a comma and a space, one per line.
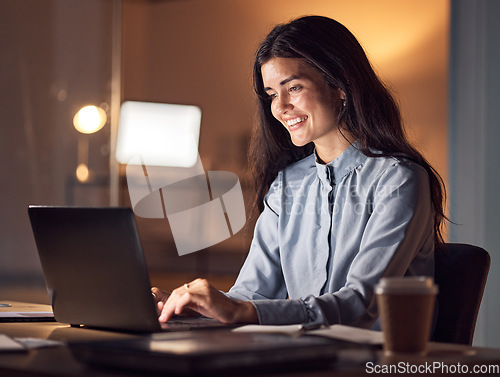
159, 288, 186, 322
151, 286, 170, 303
159, 281, 207, 322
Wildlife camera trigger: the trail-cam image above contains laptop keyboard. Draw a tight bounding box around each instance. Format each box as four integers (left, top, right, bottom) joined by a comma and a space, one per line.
160, 317, 236, 331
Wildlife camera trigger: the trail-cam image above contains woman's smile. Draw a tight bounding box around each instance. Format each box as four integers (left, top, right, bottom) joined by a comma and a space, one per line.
284, 116, 308, 130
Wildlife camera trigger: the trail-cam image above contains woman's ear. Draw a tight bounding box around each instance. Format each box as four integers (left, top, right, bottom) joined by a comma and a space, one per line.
339, 89, 346, 100
339, 89, 346, 108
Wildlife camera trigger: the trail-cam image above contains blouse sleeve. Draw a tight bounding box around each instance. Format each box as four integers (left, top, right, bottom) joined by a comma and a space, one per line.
227, 175, 324, 324
227, 175, 288, 302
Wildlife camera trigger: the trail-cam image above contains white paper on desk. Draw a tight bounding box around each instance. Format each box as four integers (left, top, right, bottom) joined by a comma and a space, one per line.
233, 324, 383, 345
14, 337, 65, 350
0, 334, 26, 352
311, 325, 383, 345
0, 311, 54, 319
232, 324, 303, 335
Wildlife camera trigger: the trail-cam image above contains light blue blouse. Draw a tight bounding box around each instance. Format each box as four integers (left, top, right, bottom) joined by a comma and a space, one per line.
227, 142, 434, 329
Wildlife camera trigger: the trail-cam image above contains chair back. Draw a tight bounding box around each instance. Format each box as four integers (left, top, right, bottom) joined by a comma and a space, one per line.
434, 243, 490, 345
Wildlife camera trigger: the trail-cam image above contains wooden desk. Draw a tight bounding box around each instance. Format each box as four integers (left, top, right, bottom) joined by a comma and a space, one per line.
1, 319, 500, 376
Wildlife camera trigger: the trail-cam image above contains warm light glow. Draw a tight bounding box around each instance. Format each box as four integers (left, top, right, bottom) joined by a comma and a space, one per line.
73, 105, 107, 134
76, 163, 90, 182
115, 101, 202, 167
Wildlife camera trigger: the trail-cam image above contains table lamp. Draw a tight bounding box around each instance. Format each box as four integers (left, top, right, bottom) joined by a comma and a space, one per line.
73, 105, 107, 182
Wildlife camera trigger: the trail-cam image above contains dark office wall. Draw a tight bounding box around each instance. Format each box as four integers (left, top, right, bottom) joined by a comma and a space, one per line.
0, 0, 112, 282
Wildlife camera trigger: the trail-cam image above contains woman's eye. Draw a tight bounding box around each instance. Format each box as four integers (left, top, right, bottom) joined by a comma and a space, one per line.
289, 85, 301, 92
267, 93, 277, 101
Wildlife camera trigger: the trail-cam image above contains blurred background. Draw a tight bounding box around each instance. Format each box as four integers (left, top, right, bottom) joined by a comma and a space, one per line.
0, 0, 499, 347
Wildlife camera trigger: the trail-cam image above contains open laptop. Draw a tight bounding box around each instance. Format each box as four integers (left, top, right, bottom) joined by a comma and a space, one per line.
28, 205, 233, 333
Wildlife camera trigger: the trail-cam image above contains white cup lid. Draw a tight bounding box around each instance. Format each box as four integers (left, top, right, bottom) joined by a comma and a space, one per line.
375, 276, 438, 294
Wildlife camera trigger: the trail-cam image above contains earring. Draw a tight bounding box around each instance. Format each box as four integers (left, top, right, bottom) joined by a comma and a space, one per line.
342, 97, 346, 108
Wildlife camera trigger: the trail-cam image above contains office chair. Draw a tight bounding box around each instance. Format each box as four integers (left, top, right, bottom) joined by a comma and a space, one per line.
433, 243, 490, 345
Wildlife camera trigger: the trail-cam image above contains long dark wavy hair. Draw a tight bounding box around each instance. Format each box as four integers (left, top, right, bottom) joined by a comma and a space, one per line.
248, 15, 447, 246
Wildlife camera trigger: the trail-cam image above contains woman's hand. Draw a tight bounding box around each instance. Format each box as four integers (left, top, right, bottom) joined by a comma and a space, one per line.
156, 278, 258, 324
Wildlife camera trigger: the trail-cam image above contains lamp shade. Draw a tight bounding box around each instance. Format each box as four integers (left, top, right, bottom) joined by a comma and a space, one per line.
115, 101, 201, 167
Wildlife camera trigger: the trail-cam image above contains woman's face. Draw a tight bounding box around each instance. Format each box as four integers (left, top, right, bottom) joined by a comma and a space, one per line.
261, 57, 344, 150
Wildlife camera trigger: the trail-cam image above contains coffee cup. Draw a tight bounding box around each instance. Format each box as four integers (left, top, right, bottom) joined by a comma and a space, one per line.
375, 276, 438, 355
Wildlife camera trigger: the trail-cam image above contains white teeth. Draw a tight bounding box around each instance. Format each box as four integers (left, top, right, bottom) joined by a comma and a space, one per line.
286, 116, 307, 127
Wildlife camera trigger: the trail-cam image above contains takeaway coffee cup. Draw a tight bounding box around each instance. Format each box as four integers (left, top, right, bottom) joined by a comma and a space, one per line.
375, 276, 438, 355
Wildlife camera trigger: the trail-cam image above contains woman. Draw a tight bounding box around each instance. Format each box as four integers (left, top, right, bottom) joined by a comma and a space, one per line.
153, 15, 446, 329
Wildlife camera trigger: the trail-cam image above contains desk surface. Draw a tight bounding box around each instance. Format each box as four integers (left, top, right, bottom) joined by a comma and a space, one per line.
1, 303, 500, 376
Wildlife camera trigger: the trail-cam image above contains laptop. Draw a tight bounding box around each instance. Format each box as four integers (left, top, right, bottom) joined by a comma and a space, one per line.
28, 205, 233, 333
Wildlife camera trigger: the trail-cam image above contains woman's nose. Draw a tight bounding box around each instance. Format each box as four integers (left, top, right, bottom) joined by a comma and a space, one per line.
273, 95, 293, 115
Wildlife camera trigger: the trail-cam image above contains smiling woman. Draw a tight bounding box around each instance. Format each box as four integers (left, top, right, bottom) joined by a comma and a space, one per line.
153, 15, 447, 329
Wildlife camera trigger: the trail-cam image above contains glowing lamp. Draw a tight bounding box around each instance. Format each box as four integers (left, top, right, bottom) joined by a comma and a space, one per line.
72, 104, 108, 183
115, 101, 202, 167
73, 105, 107, 134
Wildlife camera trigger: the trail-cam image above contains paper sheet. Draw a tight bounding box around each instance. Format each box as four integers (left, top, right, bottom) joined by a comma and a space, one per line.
312, 325, 383, 345
0, 311, 54, 319
14, 337, 65, 349
0, 334, 25, 352
232, 324, 303, 335
0, 334, 65, 352
233, 324, 383, 345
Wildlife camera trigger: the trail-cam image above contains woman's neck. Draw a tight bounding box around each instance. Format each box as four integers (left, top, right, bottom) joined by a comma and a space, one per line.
315, 129, 356, 164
